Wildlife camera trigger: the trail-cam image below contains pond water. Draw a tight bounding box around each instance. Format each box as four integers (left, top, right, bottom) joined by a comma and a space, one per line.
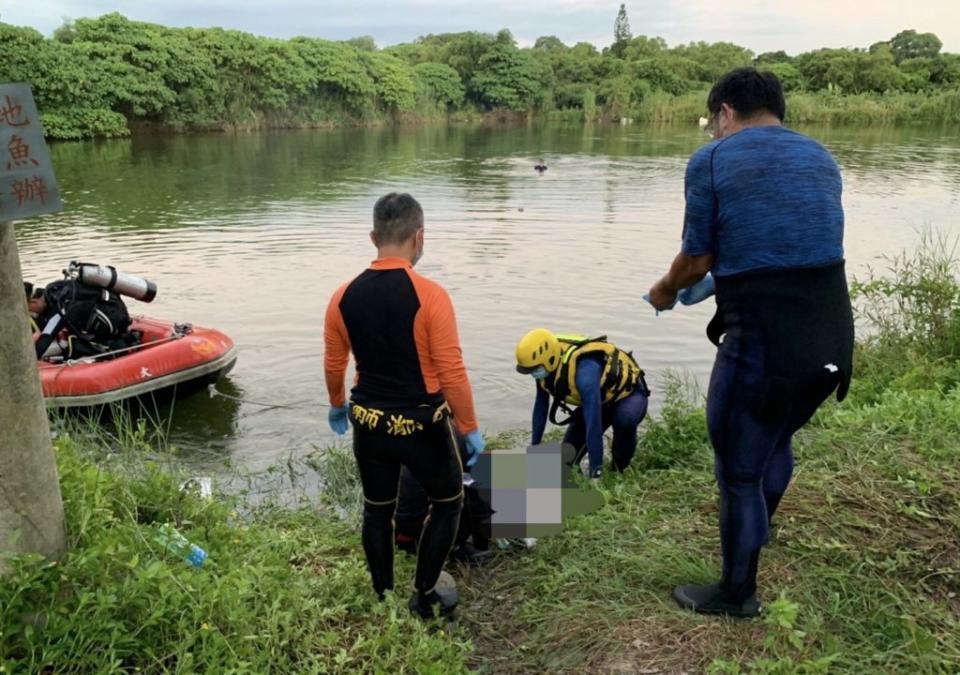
17, 122, 960, 472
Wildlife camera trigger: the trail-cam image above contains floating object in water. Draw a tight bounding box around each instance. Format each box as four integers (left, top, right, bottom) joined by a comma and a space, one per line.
534, 161, 547, 173
39, 317, 237, 407
698, 116, 709, 128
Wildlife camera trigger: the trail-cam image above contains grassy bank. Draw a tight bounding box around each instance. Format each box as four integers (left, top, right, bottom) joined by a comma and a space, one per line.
2, 239, 960, 673
578, 89, 960, 125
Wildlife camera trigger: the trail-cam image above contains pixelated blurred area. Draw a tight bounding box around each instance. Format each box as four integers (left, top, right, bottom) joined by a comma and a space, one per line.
470, 441, 603, 539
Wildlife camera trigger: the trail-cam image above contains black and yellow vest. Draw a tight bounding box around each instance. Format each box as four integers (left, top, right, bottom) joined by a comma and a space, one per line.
539, 334, 648, 425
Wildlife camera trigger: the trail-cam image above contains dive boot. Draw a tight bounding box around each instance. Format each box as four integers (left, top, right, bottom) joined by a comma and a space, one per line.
673, 582, 761, 618
408, 586, 459, 619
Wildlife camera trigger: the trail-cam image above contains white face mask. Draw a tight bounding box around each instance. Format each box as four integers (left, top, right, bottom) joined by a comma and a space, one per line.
530, 366, 549, 380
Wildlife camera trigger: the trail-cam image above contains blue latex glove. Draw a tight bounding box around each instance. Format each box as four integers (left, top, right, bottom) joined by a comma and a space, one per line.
328, 404, 350, 435
642, 292, 676, 316
678, 273, 715, 306
463, 430, 485, 468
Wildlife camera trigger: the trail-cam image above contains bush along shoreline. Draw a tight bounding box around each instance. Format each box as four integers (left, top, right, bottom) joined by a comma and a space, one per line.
2, 238, 960, 673
0, 12, 958, 140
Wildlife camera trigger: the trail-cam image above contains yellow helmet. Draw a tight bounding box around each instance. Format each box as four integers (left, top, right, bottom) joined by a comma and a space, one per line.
516, 328, 561, 374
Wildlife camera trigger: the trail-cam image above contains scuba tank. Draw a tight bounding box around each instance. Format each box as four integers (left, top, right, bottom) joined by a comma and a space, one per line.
68, 261, 157, 303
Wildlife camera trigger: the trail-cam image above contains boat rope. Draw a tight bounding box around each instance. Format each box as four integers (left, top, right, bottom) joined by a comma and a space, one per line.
47, 333, 183, 368
206, 383, 323, 411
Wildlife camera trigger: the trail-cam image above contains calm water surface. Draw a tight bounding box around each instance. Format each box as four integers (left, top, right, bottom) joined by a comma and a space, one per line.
16, 123, 960, 472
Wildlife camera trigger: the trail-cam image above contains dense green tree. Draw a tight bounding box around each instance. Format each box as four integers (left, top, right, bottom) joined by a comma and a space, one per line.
623, 35, 667, 61
610, 3, 631, 58
290, 37, 376, 111
797, 46, 904, 93
533, 35, 567, 52
670, 41, 754, 82
413, 62, 464, 107
408, 32, 497, 87
856, 43, 904, 92
889, 29, 942, 64
343, 35, 376, 52
630, 56, 694, 95
471, 42, 552, 110
898, 53, 960, 92
550, 41, 601, 85
0, 12, 956, 139
756, 50, 792, 65
363, 51, 417, 111
495, 28, 515, 46
761, 62, 803, 92
929, 54, 960, 86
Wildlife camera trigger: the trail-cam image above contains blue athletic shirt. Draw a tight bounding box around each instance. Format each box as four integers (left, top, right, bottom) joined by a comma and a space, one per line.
681, 125, 844, 278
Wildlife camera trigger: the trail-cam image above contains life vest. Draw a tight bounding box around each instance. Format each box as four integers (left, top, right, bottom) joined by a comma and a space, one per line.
539, 334, 648, 425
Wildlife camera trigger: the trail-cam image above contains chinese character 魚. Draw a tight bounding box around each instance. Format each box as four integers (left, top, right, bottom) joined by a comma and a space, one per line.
11, 176, 48, 207
6, 135, 39, 170
0, 96, 29, 127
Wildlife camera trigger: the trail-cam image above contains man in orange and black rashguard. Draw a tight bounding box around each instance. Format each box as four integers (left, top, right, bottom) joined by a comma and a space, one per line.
324, 192, 485, 619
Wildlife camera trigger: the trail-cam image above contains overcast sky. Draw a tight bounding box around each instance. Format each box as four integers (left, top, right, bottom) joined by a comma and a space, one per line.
3, 0, 959, 54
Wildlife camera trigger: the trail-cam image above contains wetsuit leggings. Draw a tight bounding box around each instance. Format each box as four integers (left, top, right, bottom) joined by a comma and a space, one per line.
565, 388, 649, 472
352, 416, 463, 599
707, 328, 839, 602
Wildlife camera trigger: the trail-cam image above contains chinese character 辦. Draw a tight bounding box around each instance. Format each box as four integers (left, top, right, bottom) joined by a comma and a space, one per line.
6, 135, 39, 171
11, 176, 48, 207
0, 95, 29, 127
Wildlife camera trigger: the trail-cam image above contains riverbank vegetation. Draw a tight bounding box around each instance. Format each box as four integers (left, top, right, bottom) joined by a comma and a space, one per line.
2, 238, 959, 672
0, 8, 957, 139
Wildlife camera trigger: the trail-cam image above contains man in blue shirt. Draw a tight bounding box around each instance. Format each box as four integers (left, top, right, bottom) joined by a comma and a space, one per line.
515, 329, 650, 478
647, 68, 854, 618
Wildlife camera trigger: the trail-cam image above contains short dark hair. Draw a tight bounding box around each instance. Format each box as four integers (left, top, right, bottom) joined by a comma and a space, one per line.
24, 282, 33, 301
707, 67, 786, 122
373, 193, 423, 245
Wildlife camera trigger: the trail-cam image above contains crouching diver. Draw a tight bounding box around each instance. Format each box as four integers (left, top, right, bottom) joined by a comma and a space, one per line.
647, 67, 854, 618
323, 192, 485, 619
515, 329, 649, 478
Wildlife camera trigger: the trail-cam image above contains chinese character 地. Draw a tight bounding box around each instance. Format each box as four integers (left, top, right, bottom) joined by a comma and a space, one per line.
0, 95, 30, 127
11, 176, 48, 207
6, 135, 39, 170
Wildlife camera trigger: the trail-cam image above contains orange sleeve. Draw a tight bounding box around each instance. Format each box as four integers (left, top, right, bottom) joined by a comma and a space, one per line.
415, 278, 479, 435
323, 283, 351, 408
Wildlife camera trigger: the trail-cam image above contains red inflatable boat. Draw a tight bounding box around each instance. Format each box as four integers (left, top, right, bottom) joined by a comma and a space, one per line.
39, 316, 238, 408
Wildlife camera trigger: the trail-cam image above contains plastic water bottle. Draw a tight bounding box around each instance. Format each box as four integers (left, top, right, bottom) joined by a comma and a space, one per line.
154, 524, 208, 567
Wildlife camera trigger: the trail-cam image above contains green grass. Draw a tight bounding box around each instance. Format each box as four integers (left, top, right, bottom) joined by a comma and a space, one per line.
548, 88, 960, 127
786, 89, 960, 125
0, 435, 473, 673
3, 236, 960, 673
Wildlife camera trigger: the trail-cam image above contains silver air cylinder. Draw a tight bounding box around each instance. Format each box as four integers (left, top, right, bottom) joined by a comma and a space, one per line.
70, 261, 157, 303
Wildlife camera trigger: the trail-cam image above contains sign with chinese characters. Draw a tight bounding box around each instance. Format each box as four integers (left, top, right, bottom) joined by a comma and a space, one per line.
0, 83, 62, 222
